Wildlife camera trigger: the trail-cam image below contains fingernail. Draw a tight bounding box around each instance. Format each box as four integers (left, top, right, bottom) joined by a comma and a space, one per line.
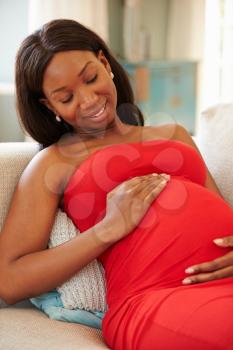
161, 173, 170, 180
213, 238, 224, 245
182, 278, 192, 285
185, 267, 195, 274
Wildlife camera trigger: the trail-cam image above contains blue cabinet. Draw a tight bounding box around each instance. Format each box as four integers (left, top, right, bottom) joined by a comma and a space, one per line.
121, 61, 197, 134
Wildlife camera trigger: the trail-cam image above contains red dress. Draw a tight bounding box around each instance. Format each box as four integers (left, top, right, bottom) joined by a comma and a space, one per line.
64, 139, 233, 350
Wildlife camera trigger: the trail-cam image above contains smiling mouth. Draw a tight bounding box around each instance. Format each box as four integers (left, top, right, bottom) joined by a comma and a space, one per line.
86, 102, 107, 119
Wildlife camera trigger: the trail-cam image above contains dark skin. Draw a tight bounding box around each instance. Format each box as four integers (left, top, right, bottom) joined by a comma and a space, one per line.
41, 49, 233, 286
1, 49, 232, 306
183, 236, 233, 284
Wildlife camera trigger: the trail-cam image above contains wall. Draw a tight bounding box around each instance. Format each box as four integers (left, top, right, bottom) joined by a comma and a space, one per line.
0, 0, 28, 141
141, 0, 169, 59
0, 0, 28, 83
108, 0, 124, 57
113, 0, 169, 60
0, 91, 24, 142
166, 0, 205, 60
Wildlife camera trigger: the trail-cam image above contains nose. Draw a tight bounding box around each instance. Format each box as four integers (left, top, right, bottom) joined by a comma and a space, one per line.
78, 87, 98, 112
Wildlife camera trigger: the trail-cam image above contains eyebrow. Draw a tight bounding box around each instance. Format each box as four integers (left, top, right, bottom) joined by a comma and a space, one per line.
50, 61, 93, 96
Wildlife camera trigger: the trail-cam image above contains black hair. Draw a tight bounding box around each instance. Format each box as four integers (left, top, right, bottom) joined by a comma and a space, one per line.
15, 19, 144, 148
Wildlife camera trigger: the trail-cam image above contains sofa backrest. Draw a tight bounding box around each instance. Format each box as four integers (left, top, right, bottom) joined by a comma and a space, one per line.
0, 142, 39, 230
196, 104, 233, 207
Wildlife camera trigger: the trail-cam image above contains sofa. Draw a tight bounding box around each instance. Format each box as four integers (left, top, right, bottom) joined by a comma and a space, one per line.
0, 104, 233, 349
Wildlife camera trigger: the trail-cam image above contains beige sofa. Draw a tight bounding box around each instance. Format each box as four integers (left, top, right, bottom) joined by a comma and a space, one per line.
0, 104, 233, 349
0, 142, 109, 350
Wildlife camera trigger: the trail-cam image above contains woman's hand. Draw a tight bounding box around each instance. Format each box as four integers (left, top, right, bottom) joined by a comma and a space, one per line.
182, 236, 233, 284
99, 173, 170, 244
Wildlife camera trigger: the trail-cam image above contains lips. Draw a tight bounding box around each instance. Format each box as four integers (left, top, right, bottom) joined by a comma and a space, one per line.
81, 101, 107, 122
88, 102, 106, 118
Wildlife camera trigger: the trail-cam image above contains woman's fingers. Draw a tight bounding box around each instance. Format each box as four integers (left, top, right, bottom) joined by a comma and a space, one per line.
144, 178, 168, 204
110, 173, 169, 198
186, 251, 233, 273
127, 175, 169, 218
182, 250, 233, 284
125, 174, 170, 227
108, 173, 163, 197
182, 265, 233, 284
213, 236, 233, 247
131, 174, 169, 204
104, 173, 170, 243
127, 173, 169, 189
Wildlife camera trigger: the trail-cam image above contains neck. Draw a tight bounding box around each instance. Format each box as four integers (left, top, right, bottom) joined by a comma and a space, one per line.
74, 116, 135, 141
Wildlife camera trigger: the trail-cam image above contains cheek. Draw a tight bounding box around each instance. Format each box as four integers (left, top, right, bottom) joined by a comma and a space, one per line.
103, 80, 117, 104
98, 72, 116, 97
112, 85, 117, 106
95, 78, 117, 108
56, 104, 75, 120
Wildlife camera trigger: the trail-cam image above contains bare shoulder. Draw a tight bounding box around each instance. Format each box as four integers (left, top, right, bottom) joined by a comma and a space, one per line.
141, 123, 186, 141
20, 145, 59, 184
147, 124, 222, 196
172, 124, 194, 144
19, 143, 76, 196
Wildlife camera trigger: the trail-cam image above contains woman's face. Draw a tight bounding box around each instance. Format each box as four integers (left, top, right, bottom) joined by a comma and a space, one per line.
41, 50, 117, 132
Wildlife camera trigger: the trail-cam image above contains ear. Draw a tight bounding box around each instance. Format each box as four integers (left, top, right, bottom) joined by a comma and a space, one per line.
97, 50, 111, 74
40, 98, 56, 114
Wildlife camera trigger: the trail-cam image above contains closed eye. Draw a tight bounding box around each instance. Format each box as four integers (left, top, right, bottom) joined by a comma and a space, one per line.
60, 74, 97, 103
61, 95, 73, 104
87, 74, 97, 84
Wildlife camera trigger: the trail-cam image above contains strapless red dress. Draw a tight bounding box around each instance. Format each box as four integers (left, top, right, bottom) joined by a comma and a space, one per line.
64, 139, 233, 350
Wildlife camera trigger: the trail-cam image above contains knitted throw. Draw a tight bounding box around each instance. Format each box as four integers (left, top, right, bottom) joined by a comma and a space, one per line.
48, 210, 107, 312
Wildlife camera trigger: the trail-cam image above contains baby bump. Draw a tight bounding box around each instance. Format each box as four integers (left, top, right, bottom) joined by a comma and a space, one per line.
104, 177, 233, 295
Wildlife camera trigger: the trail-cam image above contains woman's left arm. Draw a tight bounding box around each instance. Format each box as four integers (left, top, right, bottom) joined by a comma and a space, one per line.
174, 124, 233, 284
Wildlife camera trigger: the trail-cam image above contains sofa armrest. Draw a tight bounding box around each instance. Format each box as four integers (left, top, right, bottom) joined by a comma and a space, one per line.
0, 142, 39, 230
196, 104, 233, 207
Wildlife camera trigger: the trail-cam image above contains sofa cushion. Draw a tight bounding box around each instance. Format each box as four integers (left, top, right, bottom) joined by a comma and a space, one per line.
0, 142, 39, 230
48, 210, 106, 312
0, 307, 109, 350
196, 104, 233, 207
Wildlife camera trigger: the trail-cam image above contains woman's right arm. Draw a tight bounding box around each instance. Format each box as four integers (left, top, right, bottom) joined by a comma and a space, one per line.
0, 149, 169, 304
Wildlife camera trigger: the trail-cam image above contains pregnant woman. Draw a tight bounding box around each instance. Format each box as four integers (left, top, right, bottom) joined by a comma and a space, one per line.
64, 139, 233, 350
0, 19, 233, 350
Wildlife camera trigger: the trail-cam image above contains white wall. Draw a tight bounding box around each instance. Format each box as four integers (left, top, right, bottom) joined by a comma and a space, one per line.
166, 0, 205, 60
0, 0, 28, 83
0, 0, 28, 141
28, 0, 108, 42
141, 0, 169, 59
123, 0, 169, 61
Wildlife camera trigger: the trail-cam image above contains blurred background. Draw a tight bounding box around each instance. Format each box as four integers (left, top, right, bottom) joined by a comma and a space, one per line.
0, 0, 232, 141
